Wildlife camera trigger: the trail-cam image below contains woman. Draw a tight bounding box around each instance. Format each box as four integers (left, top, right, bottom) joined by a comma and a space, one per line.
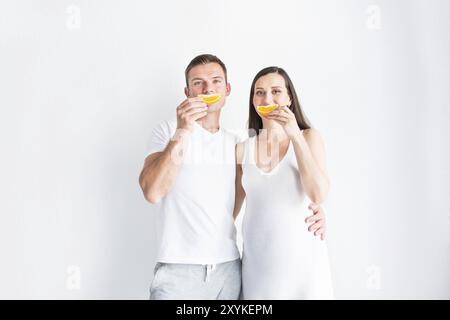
234, 67, 334, 299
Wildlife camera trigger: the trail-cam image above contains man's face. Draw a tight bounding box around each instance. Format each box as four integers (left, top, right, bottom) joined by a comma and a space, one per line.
185, 62, 231, 112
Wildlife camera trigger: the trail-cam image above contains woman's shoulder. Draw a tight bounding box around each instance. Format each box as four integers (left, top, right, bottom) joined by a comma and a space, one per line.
235, 137, 252, 164
301, 127, 319, 135
301, 127, 327, 152
302, 127, 323, 141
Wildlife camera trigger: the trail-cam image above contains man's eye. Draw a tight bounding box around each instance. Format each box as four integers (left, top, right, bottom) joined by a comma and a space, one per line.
213, 79, 222, 84
193, 82, 202, 86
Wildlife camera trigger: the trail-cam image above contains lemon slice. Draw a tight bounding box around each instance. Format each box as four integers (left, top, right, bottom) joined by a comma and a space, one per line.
198, 94, 221, 106
256, 104, 279, 116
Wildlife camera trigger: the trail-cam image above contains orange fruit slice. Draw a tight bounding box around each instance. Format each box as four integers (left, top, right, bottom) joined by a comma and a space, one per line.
256, 104, 279, 116
198, 94, 221, 106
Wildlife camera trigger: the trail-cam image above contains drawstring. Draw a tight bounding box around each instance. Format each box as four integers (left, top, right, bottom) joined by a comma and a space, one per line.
204, 264, 216, 282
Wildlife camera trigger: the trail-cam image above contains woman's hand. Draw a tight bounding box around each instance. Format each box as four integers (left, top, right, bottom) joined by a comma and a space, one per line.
305, 203, 327, 240
266, 105, 301, 139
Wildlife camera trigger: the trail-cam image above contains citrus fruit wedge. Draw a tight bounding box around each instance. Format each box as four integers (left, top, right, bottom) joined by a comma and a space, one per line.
198, 94, 221, 106
256, 104, 279, 116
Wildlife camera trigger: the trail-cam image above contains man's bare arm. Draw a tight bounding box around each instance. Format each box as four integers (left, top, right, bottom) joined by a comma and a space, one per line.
139, 131, 189, 204
139, 97, 208, 204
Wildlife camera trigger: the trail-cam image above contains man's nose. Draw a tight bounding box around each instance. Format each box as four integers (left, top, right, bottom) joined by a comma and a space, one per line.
203, 81, 215, 94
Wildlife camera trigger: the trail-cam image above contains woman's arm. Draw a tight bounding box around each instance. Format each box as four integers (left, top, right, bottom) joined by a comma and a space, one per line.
233, 142, 246, 220
266, 106, 330, 204
291, 128, 330, 204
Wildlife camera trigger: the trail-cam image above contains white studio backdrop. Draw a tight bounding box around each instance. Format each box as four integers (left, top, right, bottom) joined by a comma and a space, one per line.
0, 0, 448, 299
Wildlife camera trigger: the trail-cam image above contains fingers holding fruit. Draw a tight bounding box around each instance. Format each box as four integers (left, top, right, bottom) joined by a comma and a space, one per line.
176, 98, 208, 131
266, 105, 293, 122
266, 105, 301, 138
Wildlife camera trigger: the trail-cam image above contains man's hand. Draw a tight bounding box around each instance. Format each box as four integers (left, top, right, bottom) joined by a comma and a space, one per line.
176, 97, 208, 132
305, 203, 326, 240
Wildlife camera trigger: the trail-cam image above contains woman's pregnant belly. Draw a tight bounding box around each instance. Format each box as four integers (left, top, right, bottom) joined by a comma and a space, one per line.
242, 200, 329, 271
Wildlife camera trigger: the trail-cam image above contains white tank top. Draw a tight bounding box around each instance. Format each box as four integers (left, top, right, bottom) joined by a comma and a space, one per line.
241, 136, 334, 299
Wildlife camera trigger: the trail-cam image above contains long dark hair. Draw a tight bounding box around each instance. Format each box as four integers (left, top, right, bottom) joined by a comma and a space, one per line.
248, 67, 312, 136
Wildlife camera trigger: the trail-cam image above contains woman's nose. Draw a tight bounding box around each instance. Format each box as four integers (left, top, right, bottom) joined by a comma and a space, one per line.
262, 94, 274, 105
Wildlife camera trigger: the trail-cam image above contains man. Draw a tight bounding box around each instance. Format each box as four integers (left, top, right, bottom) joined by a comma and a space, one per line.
139, 54, 327, 299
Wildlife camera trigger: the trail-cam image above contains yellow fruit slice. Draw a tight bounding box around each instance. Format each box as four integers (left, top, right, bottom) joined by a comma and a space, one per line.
256, 104, 279, 116
198, 94, 221, 106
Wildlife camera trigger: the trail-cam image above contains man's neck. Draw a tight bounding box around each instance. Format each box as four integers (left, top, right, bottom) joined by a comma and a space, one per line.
196, 110, 221, 133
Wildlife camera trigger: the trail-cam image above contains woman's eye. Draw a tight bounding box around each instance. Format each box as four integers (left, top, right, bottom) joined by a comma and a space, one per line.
273, 90, 281, 95
255, 91, 264, 96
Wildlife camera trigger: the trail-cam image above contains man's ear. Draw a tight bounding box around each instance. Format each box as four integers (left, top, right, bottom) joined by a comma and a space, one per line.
226, 83, 231, 96
184, 87, 190, 98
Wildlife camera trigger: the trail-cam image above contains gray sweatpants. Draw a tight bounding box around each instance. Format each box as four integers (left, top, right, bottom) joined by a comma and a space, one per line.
149, 259, 241, 300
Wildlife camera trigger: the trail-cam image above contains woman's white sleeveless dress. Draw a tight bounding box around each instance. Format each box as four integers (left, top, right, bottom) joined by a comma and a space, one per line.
241, 136, 334, 299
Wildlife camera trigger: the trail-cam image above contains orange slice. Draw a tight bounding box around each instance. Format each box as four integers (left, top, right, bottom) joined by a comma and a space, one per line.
256, 104, 279, 116
198, 94, 221, 106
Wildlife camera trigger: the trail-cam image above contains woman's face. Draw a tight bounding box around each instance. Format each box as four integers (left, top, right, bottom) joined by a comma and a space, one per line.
253, 73, 291, 115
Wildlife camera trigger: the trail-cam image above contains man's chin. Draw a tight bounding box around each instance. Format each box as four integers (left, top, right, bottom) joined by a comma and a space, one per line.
207, 103, 224, 113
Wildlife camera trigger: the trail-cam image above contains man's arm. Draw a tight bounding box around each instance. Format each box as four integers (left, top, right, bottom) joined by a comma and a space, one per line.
139, 130, 190, 204
139, 97, 208, 204
305, 203, 327, 240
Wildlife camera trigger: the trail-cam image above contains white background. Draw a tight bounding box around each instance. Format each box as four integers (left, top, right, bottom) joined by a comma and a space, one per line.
0, 0, 448, 299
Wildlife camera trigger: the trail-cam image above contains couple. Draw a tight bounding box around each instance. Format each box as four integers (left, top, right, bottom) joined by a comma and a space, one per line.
139, 54, 333, 300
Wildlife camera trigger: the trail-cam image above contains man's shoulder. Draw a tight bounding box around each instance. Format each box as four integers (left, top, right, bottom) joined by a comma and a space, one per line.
221, 128, 249, 144
152, 119, 177, 134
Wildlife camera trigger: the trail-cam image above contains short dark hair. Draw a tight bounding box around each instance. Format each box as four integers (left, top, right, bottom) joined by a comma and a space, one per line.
248, 66, 312, 136
185, 54, 228, 87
